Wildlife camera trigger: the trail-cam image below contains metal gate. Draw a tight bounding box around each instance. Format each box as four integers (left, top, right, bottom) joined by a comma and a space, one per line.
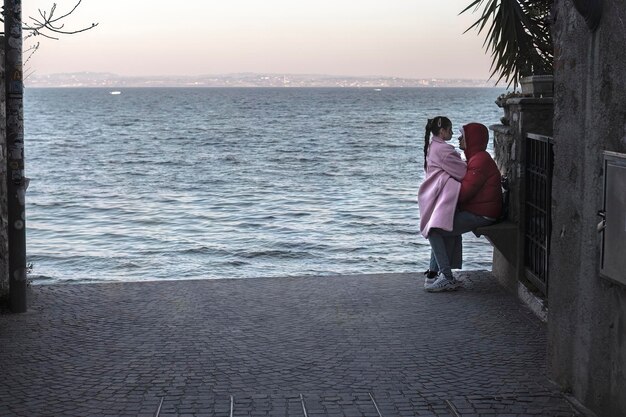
524, 133, 554, 295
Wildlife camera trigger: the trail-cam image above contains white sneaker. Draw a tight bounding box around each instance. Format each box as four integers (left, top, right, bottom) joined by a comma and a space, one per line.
424, 276, 460, 292
423, 270, 438, 286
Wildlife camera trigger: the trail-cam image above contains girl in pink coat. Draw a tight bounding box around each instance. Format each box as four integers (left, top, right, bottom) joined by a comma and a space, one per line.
417, 116, 466, 287
422, 122, 502, 292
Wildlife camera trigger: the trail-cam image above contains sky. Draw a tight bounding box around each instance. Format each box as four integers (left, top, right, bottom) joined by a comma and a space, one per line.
23, 0, 495, 79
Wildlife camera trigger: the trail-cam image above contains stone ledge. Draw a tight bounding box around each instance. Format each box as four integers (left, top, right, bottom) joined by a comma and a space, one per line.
475, 221, 518, 265
490, 124, 513, 135
518, 281, 548, 323
506, 96, 554, 105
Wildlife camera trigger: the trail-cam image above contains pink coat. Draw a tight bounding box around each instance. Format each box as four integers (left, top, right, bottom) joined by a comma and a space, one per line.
418, 136, 467, 238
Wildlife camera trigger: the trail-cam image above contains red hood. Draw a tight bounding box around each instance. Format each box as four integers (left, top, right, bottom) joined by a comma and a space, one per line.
462, 123, 489, 159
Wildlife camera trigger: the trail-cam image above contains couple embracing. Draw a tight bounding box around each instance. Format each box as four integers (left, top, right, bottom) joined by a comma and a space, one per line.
418, 116, 502, 292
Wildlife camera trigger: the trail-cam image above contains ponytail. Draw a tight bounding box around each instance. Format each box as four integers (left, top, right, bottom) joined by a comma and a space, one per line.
423, 116, 452, 172
424, 119, 433, 171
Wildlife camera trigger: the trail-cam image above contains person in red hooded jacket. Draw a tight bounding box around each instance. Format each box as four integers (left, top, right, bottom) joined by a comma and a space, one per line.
457, 123, 503, 218
425, 122, 502, 292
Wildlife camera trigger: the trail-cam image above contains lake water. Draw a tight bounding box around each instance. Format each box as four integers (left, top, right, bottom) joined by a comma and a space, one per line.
24, 87, 505, 284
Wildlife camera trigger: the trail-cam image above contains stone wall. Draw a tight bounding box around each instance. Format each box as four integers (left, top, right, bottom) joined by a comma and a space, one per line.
0, 41, 8, 300
497, 97, 554, 224
489, 122, 519, 293
549, 1, 626, 416
489, 97, 553, 293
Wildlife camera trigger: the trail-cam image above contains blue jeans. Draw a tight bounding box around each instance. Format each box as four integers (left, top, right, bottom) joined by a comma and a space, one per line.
429, 250, 438, 272
428, 235, 462, 272
428, 211, 494, 279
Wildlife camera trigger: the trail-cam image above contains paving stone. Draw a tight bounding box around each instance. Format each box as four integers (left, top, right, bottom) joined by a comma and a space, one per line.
0, 272, 583, 416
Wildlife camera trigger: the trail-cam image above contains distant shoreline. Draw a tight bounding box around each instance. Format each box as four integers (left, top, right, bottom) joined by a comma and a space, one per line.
25, 72, 503, 89
25, 85, 505, 89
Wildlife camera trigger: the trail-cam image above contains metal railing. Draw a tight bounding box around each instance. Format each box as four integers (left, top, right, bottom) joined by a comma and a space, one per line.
524, 133, 554, 295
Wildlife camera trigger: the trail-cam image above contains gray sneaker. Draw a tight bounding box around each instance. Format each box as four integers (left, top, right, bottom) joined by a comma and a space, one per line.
424, 276, 460, 292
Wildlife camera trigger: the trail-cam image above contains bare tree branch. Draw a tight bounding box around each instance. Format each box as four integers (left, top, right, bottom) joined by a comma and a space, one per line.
23, 42, 41, 79
1, 0, 98, 41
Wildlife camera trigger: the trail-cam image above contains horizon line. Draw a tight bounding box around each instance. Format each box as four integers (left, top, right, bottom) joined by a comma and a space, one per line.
28, 71, 498, 82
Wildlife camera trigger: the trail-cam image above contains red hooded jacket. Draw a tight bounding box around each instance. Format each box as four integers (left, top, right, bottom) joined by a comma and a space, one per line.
458, 123, 502, 219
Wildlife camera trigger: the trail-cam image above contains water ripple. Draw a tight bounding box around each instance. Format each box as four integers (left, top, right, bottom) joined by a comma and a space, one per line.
24, 87, 505, 284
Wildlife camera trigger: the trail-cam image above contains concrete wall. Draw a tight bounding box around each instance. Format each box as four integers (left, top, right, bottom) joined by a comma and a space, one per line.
0, 41, 8, 300
549, 1, 626, 416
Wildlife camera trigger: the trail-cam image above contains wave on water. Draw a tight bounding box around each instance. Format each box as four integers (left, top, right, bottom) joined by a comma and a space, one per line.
25, 87, 505, 284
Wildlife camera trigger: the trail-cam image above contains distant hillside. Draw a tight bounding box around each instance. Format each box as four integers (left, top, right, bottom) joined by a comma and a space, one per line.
25, 72, 499, 88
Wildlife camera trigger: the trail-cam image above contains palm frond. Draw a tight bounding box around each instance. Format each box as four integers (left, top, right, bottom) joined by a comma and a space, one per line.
461, 0, 554, 87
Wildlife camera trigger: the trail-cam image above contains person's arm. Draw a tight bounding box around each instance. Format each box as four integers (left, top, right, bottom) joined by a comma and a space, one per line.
442, 151, 467, 181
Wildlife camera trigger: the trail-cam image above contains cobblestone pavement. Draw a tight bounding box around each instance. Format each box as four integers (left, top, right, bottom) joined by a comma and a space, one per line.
0, 272, 580, 417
